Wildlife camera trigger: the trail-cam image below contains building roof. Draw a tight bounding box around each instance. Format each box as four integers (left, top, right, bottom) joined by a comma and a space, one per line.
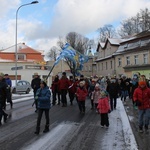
96, 38, 125, 52
1, 43, 42, 54
114, 31, 150, 55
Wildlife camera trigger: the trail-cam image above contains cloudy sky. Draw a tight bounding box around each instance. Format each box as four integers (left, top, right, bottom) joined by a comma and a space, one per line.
0, 0, 150, 52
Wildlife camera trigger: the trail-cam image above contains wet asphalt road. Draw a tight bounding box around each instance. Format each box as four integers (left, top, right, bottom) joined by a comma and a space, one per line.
0, 94, 149, 150
0, 94, 125, 150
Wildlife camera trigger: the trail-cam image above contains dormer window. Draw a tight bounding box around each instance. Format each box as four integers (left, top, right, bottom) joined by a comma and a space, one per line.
17, 54, 26, 60
124, 43, 128, 48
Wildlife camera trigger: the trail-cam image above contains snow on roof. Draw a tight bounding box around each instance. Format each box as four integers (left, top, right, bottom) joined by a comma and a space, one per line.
108, 38, 125, 45
1, 43, 27, 53
99, 42, 105, 48
1, 43, 42, 54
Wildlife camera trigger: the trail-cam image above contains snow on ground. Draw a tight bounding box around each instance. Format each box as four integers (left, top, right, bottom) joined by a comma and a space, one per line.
101, 99, 138, 150
18, 97, 138, 150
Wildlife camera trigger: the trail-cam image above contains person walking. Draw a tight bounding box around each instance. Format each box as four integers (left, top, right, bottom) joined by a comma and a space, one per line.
4, 74, 13, 109
34, 80, 51, 135
91, 83, 101, 113
76, 81, 88, 114
58, 72, 69, 107
51, 75, 60, 105
31, 73, 41, 112
106, 77, 119, 111
88, 79, 96, 110
0, 73, 10, 125
68, 76, 76, 105
120, 75, 129, 102
97, 90, 110, 128
133, 79, 150, 133
130, 74, 139, 109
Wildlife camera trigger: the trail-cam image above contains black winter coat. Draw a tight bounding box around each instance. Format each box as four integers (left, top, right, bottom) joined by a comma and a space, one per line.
31, 77, 41, 93
0, 79, 10, 106
106, 82, 119, 97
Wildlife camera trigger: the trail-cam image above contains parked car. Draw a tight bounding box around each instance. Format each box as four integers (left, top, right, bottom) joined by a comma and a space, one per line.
11, 80, 32, 94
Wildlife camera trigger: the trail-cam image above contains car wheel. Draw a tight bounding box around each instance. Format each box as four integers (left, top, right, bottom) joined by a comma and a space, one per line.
26, 88, 30, 94
12, 88, 16, 94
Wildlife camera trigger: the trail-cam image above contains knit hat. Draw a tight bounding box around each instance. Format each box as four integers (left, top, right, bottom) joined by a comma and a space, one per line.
138, 75, 146, 86
139, 81, 146, 86
0, 72, 4, 77
100, 90, 108, 97
79, 80, 85, 85
62, 72, 66, 76
34, 72, 39, 76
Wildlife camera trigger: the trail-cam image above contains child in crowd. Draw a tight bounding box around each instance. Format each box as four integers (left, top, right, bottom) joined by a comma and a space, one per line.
88, 79, 96, 110
91, 83, 101, 113
97, 91, 110, 128
76, 81, 88, 114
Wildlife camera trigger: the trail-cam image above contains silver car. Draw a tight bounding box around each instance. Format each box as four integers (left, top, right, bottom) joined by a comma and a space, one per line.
12, 80, 32, 94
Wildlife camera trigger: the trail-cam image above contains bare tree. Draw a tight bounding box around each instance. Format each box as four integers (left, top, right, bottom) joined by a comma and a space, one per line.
97, 24, 116, 42
45, 46, 60, 61
118, 8, 150, 38
139, 8, 150, 31
57, 32, 90, 76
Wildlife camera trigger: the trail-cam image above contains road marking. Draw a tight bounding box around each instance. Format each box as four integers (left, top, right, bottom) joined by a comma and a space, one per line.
22, 122, 79, 150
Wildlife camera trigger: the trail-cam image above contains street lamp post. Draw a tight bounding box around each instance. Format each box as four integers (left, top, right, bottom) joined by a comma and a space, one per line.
15, 1, 39, 86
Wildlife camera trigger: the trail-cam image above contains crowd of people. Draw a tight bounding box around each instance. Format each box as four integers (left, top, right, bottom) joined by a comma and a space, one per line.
50, 72, 150, 133
0, 71, 150, 135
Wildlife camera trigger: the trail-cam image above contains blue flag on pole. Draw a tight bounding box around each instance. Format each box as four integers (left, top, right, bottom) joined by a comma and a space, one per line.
54, 43, 89, 70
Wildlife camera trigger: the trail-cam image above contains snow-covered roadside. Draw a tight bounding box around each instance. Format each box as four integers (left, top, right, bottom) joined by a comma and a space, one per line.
101, 98, 138, 150
118, 99, 138, 150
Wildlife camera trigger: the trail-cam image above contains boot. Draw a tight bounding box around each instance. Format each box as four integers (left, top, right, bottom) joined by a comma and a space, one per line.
43, 125, 49, 133
4, 113, 8, 123
34, 126, 40, 135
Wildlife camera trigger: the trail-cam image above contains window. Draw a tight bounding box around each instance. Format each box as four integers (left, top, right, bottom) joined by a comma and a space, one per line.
17, 54, 26, 60
110, 61, 112, 69
106, 62, 107, 70
89, 66, 91, 71
126, 56, 130, 65
118, 58, 122, 66
143, 54, 148, 64
134, 55, 138, 65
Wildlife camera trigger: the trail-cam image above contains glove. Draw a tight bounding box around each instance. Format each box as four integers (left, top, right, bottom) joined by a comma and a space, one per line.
35, 96, 38, 100
108, 110, 111, 113
135, 100, 141, 106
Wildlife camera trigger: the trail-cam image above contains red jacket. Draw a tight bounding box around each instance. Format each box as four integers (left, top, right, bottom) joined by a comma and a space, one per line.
58, 77, 69, 90
68, 80, 76, 93
133, 86, 150, 110
97, 97, 110, 114
76, 87, 88, 101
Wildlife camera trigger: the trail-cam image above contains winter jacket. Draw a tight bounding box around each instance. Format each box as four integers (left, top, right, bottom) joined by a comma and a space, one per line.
76, 86, 88, 101
5, 78, 12, 87
36, 86, 51, 109
58, 77, 69, 90
91, 90, 101, 104
31, 77, 41, 93
0, 79, 11, 106
133, 86, 150, 110
97, 97, 110, 114
106, 82, 119, 97
68, 80, 76, 93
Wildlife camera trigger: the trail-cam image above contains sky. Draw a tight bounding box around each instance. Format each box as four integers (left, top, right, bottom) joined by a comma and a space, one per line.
0, 0, 150, 52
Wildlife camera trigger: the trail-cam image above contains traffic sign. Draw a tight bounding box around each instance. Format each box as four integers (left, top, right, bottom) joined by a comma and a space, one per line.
11, 66, 23, 70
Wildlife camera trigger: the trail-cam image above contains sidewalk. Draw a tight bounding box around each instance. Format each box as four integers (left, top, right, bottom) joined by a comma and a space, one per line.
100, 98, 138, 150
